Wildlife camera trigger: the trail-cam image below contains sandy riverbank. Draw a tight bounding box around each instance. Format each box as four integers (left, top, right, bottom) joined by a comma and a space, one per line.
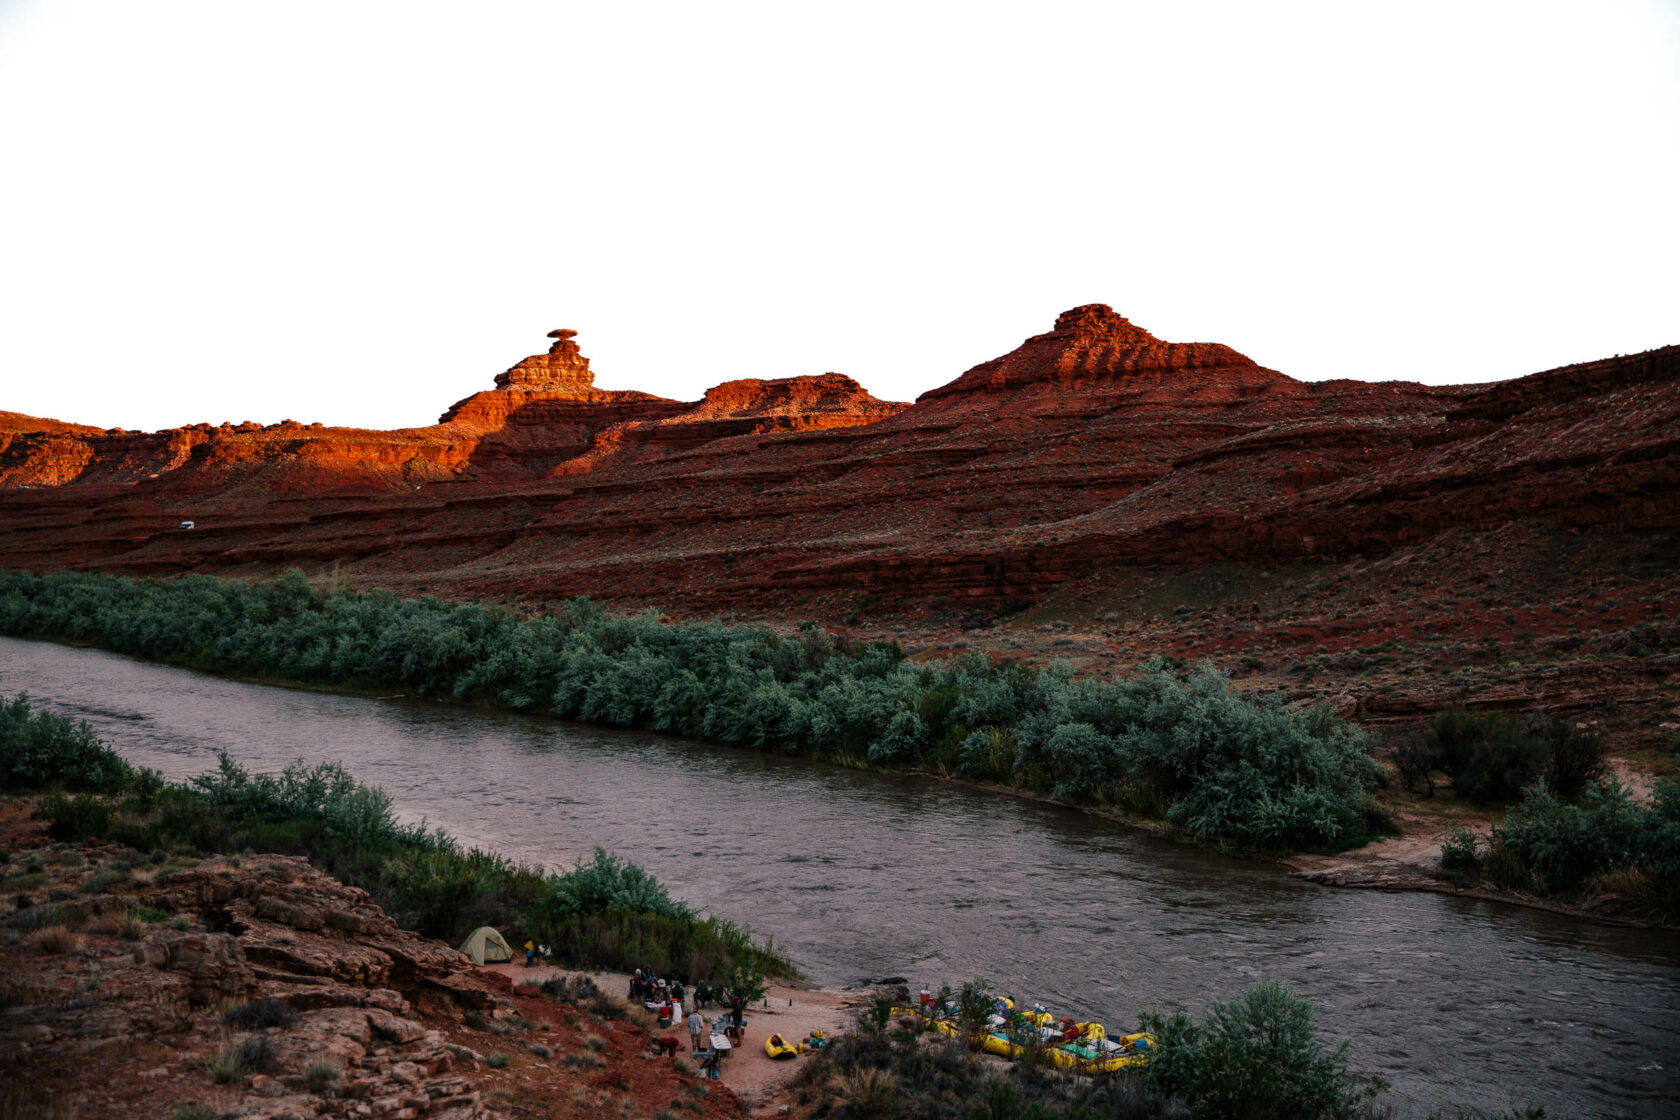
483, 963, 869, 1113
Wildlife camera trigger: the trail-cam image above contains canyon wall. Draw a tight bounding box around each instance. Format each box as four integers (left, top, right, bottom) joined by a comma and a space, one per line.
1, 308, 1674, 612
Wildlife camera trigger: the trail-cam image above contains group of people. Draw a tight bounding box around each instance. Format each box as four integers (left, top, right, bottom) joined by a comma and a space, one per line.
631, 967, 752, 1077
628, 970, 724, 1010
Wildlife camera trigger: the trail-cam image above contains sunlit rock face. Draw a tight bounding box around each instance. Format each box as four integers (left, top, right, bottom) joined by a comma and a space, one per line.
0, 310, 1674, 625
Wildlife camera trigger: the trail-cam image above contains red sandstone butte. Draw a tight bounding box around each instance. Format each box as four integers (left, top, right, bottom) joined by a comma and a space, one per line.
0, 308, 1674, 616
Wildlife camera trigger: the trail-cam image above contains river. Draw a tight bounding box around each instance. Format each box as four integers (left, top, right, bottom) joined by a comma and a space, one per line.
2, 637, 1675, 1118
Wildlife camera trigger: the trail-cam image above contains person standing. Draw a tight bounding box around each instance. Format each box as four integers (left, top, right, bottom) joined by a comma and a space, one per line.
731, 993, 747, 1046
687, 1007, 705, 1053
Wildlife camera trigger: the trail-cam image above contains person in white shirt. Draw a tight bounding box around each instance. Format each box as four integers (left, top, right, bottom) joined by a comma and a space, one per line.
688, 1008, 705, 1052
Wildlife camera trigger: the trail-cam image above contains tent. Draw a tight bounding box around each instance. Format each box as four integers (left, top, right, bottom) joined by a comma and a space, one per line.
458, 926, 514, 965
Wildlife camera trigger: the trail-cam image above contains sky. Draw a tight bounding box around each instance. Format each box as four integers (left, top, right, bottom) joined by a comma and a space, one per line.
1, 1, 1677, 432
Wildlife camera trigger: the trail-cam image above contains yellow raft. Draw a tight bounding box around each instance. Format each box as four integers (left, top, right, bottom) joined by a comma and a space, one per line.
1044, 1032, 1156, 1073
903, 1005, 1154, 1075
763, 1033, 801, 1060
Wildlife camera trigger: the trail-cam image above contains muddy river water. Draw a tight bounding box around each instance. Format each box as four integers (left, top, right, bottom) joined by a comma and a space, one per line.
3, 637, 1676, 1117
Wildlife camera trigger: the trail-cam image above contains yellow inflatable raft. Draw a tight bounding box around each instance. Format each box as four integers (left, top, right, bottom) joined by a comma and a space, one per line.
903, 1006, 1154, 1076
980, 1032, 1026, 1059
763, 1033, 800, 1060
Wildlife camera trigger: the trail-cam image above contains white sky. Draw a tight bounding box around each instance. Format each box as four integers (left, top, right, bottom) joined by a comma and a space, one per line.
1, 1, 1677, 432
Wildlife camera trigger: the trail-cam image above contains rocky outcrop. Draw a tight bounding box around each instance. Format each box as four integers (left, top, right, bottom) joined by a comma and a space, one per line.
548, 372, 909, 475
0, 328, 905, 493
493, 328, 596, 393
0, 844, 746, 1120
0, 851, 504, 1118
919, 303, 1294, 404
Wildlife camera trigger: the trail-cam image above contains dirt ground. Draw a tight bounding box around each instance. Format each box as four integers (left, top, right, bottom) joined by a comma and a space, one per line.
483, 963, 867, 1113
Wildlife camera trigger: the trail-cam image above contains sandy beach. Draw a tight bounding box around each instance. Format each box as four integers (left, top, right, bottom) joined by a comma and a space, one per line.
485, 962, 869, 1113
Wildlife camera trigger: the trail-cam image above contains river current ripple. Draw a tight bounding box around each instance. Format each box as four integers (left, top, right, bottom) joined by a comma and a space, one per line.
3, 637, 1676, 1118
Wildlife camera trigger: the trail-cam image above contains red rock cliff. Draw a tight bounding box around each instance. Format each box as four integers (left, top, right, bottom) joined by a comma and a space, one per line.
0, 308, 1673, 615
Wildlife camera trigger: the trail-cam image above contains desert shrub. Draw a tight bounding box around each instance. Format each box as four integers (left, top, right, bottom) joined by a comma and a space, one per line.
539, 974, 601, 1003
1428, 709, 1547, 804
1438, 827, 1482, 881
305, 1059, 341, 1093
9, 902, 86, 931
1391, 732, 1441, 797
39, 792, 114, 842
1535, 719, 1608, 800
126, 766, 165, 814
546, 848, 688, 920
562, 1051, 606, 1070
1141, 981, 1385, 1120
207, 1044, 242, 1084
77, 867, 133, 893
223, 996, 300, 1030
0, 692, 133, 793
209, 1034, 278, 1082
486, 1051, 509, 1068
238, 1033, 279, 1073
1104, 670, 1386, 849
24, 924, 82, 954
535, 894, 786, 982
1476, 777, 1680, 920
1422, 709, 1608, 806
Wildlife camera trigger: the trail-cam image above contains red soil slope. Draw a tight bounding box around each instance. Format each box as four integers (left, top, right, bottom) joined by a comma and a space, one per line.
1, 307, 1675, 618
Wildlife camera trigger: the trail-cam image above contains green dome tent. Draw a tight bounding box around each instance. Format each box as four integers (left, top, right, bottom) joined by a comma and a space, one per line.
458, 926, 514, 965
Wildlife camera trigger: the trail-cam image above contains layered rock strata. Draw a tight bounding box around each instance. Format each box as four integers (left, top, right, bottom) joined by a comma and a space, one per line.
0, 308, 1674, 618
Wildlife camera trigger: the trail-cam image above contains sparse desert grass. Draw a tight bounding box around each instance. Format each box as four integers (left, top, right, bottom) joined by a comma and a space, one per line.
207, 1034, 278, 1084
26, 924, 83, 954
76, 870, 133, 895
563, 1052, 606, 1070
304, 1059, 342, 1093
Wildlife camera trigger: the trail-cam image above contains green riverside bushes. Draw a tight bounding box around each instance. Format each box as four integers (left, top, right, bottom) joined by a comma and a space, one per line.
1140, 981, 1386, 1120
0, 568, 1389, 851
1398, 708, 1607, 805
1437, 776, 1680, 923
3, 693, 791, 979
0, 692, 135, 793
